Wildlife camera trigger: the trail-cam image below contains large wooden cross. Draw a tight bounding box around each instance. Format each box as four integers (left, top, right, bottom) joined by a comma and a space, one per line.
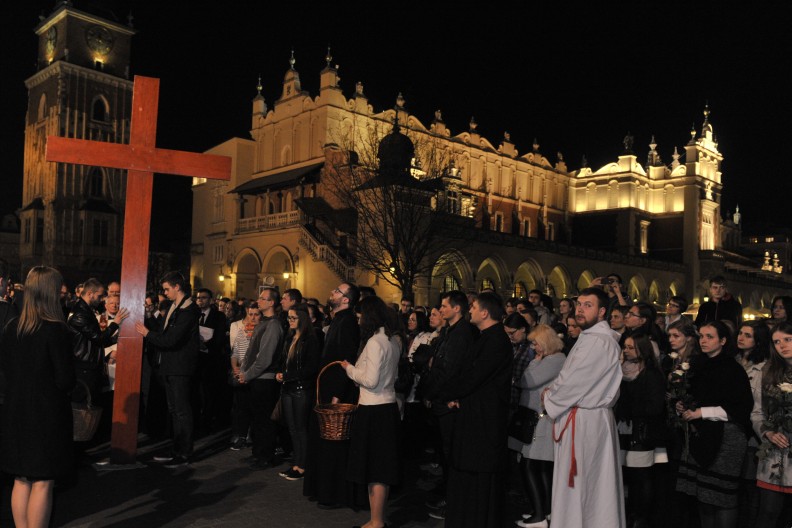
46, 75, 231, 464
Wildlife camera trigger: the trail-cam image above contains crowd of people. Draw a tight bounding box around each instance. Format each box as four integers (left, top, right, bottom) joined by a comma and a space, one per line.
4, 256, 792, 528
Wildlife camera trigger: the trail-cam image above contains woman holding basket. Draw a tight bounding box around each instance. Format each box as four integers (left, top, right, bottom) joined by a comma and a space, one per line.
341, 296, 401, 528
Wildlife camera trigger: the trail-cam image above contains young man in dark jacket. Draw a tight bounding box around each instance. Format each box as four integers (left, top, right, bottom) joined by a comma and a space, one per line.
135, 271, 200, 467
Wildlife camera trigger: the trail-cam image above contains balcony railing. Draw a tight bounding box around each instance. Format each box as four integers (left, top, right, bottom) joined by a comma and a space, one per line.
237, 210, 301, 233
299, 227, 355, 282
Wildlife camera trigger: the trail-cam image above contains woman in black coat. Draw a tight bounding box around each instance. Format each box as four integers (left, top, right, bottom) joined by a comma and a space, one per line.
0, 266, 75, 528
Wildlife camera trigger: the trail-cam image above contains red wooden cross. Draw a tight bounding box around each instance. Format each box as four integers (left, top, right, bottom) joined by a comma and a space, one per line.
46, 75, 231, 464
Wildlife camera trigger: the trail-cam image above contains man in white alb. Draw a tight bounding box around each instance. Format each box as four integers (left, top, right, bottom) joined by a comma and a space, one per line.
541, 287, 626, 528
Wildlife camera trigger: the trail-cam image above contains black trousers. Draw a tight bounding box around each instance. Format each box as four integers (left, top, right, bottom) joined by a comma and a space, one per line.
248, 378, 280, 461
162, 374, 194, 458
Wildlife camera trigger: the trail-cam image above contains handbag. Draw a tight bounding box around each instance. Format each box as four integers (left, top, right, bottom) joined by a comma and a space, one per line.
72, 379, 103, 442
509, 406, 540, 444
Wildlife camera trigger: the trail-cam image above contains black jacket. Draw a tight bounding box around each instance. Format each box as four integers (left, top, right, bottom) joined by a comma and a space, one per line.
199, 306, 227, 355
318, 308, 359, 404
420, 318, 477, 415
615, 367, 667, 451
68, 298, 119, 367
694, 295, 743, 328
440, 322, 512, 473
144, 297, 201, 376
280, 331, 321, 391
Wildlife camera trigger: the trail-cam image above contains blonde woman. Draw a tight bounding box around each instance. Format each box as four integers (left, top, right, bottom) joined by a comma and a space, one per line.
513, 324, 565, 528
0, 266, 75, 528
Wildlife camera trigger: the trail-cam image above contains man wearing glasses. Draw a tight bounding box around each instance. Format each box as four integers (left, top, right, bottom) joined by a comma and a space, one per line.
195, 288, 229, 432
664, 295, 688, 332
238, 287, 284, 470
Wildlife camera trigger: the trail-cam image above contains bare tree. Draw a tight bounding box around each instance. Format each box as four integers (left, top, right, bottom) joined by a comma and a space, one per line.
322, 117, 466, 296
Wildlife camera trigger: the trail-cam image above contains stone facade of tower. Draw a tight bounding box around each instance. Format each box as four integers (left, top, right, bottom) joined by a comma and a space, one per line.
20, 3, 134, 285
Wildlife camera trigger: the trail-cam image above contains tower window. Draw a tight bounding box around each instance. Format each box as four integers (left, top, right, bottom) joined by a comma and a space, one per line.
92, 219, 108, 246
88, 169, 104, 197
91, 97, 109, 122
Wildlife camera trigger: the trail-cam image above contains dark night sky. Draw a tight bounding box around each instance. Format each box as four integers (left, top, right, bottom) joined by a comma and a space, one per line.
3, 2, 792, 251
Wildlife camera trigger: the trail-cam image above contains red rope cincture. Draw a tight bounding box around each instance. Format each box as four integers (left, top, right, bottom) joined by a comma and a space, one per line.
552, 406, 578, 487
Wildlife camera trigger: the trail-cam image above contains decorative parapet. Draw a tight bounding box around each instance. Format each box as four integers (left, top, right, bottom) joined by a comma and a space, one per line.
236, 210, 301, 233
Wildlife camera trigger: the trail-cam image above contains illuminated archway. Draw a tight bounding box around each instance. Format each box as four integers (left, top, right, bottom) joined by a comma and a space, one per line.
576, 270, 597, 293
547, 265, 572, 300
233, 248, 262, 300
628, 274, 648, 302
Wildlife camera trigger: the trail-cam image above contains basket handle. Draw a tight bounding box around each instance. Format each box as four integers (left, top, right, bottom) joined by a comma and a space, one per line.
74, 378, 93, 408
316, 360, 346, 406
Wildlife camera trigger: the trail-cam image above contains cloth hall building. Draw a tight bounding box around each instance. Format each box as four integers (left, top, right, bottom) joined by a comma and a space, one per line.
190, 53, 792, 311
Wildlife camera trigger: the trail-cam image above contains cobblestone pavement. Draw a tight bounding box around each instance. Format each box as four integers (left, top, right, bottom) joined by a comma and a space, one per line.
0, 431, 526, 527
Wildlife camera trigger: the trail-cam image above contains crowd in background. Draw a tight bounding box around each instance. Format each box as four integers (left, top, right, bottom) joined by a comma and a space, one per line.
4, 256, 792, 528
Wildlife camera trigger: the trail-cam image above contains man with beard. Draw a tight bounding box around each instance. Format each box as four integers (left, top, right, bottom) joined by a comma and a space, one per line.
303, 282, 362, 509
68, 278, 129, 401
541, 287, 626, 528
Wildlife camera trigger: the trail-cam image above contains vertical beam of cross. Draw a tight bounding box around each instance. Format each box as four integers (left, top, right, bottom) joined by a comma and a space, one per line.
46, 75, 231, 464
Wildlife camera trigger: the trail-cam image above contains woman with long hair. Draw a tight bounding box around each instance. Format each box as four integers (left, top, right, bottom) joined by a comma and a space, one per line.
616, 333, 667, 528
276, 304, 320, 480
228, 302, 262, 450
676, 321, 752, 528
769, 296, 792, 328
735, 321, 770, 526
667, 319, 700, 370
0, 266, 75, 528
753, 321, 792, 527
341, 296, 401, 528
513, 324, 565, 528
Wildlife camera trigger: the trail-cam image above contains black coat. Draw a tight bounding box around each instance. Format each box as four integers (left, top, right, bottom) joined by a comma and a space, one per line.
144, 298, 201, 376
440, 323, 512, 473
199, 306, 227, 355
280, 331, 321, 391
318, 309, 359, 404
694, 295, 743, 328
68, 297, 119, 366
615, 367, 667, 450
421, 318, 477, 415
1, 320, 76, 479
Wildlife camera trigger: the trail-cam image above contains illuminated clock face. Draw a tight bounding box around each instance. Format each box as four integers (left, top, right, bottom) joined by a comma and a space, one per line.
45, 26, 57, 55
86, 25, 113, 55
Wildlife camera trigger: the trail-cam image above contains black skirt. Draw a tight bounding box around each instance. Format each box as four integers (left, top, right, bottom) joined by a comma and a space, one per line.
346, 402, 401, 486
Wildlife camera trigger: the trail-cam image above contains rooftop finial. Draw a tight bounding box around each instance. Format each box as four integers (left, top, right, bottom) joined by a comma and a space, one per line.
256, 74, 262, 95
533, 138, 540, 152
469, 116, 478, 132
395, 92, 405, 109
325, 46, 332, 67
581, 155, 588, 168
127, 10, 134, 28
289, 49, 296, 70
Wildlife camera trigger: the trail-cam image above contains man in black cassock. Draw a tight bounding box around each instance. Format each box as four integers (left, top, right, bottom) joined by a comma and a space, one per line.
440, 292, 513, 528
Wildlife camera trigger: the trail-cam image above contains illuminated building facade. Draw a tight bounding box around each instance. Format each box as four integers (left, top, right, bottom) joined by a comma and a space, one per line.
189, 54, 792, 310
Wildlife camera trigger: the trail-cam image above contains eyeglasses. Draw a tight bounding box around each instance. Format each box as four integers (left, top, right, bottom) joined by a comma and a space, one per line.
504, 328, 523, 336
625, 312, 641, 318
333, 287, 349, 297
667, 302, 680, 308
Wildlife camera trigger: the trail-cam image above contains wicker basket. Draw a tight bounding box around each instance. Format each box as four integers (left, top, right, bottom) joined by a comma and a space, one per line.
314, 360, 358, 441
72, 379, 103, 442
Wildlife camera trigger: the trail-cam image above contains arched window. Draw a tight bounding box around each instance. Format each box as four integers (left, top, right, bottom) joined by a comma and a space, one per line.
91, 96, 109, 122
37, 94, 47, 121
513, 281, 527, 298
480, 278, 494, 291
87, 168, 104, 198
443, 275, 460, 292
